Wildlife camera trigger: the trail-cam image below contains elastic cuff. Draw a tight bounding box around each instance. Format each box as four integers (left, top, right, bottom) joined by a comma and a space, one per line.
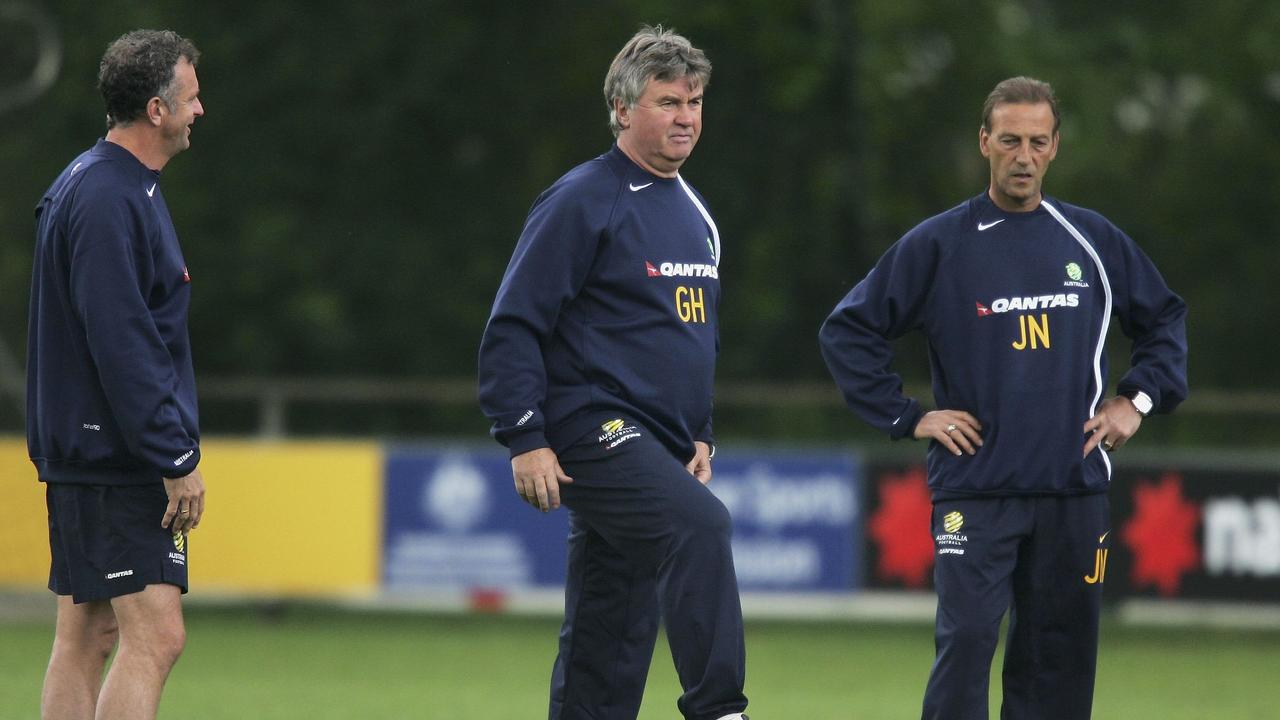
889, 401, 924, 441
507, 431, 550, 458
160, 446, 200, 479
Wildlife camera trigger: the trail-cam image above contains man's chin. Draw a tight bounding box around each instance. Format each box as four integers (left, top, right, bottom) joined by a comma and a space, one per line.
1001, 185, 1038, 202
663, 149, 694, 167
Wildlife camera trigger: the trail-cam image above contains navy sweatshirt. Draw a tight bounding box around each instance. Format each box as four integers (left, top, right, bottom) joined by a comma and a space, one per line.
478, 145, 720, 462
27, 139, 200, 485
820, 192, 1187, 499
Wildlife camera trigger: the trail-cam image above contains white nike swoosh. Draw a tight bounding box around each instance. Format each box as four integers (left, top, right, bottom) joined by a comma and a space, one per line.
629, 182, 654, 192
146, 183, 157, 197
977, 219, 1005, 231
1099, 531, 1110, 544
71, 162, 83, 175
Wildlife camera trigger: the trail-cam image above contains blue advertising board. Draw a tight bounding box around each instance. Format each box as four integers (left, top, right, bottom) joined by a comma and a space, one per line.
708, 451, 861, 592
382, 447, 569, 590
382, 446, 862, 593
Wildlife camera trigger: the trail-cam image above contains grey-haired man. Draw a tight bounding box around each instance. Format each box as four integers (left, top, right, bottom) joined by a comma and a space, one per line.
478, 25, 748, 720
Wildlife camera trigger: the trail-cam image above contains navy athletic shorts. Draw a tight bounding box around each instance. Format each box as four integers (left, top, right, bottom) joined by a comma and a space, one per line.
46, 483, 189, 604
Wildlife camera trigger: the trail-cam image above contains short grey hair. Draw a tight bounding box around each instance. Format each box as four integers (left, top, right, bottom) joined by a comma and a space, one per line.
603, 25, 711, 137
982, 76, 1060, 134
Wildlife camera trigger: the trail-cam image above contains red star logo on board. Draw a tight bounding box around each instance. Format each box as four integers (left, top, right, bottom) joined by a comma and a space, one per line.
868, 466, 935, 588
1122, 472, 1200, 597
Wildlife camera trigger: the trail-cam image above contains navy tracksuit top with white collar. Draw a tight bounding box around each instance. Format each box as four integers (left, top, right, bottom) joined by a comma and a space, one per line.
820, 192, 1188, 499
478, 144, 720, 462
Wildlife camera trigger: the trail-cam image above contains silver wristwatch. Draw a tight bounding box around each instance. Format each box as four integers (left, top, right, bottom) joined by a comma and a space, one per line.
1125, 390, 1154, 417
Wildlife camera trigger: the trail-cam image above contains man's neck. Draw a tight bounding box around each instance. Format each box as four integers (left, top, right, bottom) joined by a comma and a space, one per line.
105, 126, 169, 171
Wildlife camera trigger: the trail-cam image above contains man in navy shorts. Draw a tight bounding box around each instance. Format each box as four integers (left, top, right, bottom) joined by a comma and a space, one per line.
28, 29, 206, 720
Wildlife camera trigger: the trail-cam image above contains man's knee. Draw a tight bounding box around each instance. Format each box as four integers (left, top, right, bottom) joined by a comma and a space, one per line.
658, 489, 732, 565
133, 613, 186, 668
89, 617, 121, 661
683, 489, 733, 539
153, 621, 187, 667
113, 585, 186, 668
936, 614, 1000, 657
115, 617, 185, 673
53, 599, 119, 663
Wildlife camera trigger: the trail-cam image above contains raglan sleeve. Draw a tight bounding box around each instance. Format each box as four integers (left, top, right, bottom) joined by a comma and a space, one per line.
1108, 227, 1188, 414
477, 181, 603, 457
818, 230, 938, 439
68, 179, 200, 478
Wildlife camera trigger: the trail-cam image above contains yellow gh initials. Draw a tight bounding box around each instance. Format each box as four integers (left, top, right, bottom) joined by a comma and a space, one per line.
675, 286, 706, 323
1012, 313, 1051, 350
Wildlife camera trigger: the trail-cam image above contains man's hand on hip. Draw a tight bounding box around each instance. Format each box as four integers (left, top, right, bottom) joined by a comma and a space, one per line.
1082, 396, 1143, 457
686, 441, 713, 485
915, 410, 984, 456
511, 447, 573, 512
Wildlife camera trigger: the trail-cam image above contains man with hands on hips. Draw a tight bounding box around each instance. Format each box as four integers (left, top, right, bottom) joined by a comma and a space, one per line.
819, 76, 1186, 720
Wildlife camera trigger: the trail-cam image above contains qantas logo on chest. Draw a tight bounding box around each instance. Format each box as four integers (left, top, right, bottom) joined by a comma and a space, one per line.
644, 260, 719, 279
975, 293, 1079, 316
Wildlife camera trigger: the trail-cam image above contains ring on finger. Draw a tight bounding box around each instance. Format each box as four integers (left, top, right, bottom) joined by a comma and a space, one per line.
1102, 440, 1114, 450
945, 423, 958, 433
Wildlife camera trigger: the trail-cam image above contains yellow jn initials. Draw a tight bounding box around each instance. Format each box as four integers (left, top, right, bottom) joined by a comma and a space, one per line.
1012, 313, 1051, 350
1084, 548, 1109, 584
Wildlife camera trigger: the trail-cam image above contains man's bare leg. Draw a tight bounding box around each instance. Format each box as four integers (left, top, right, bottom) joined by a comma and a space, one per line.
42, 596, 119, 720
94, 584, 185, 720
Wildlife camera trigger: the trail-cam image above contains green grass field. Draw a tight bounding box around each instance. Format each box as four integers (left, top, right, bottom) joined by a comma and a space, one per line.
2, 605, 1277, 718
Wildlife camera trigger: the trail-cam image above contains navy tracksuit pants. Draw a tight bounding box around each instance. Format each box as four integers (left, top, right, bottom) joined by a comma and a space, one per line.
923, 494, 1110, 720
548, 429, 747, 720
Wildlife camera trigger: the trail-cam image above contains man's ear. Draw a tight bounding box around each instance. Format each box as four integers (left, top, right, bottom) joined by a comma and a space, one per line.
615, 98, 630, 130
146, 96, 166, 127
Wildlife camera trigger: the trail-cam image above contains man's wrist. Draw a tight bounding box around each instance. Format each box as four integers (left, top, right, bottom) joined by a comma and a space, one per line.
1123, 390, 1153, 417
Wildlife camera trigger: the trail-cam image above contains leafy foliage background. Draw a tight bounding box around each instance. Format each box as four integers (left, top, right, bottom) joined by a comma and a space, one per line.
2, 1, 1277, 435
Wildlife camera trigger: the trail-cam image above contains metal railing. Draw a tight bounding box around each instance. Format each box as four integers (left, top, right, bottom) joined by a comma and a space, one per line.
4, 373, 1278, 438
200, 376, 1278, 438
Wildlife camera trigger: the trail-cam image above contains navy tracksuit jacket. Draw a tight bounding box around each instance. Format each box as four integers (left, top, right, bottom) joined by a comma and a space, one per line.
478, 144, 720, 463
28, 139, 200, 485
820, 191, 1188, 500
